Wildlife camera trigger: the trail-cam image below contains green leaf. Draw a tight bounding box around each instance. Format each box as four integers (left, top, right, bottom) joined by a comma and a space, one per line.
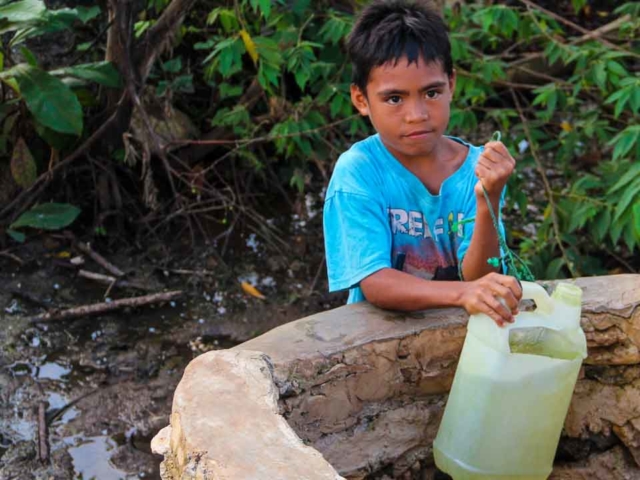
330, 93, 344, 118
545, 257, 565, 280
294, 69, 310, 90
10, 202, 81, 230
613, 177, 640, 222
12, 64, 83, 135
607, 161, 640, 194
259, 0, 272, 18
134, 20, 152, 38
615, 2, 640, 16
0, 0, 45, 24
319, 14, 350, 45
571, 0, 587, 13
162, 57, 182, 73
623, 221, 637, 252
609, 215, 624, 245
75, 6, 100, 23
19, 46, 37, 66
630, 86, 640, 114
34, 119, 76, 150
592, 61, 607, 90
207, 8, 237, 31
171, 74, 194, 93
49, 61, 121, 88
608, 125, 640, 161
633, 203, 640, 238
592, 208, 611, 243
607, 60, 627, 77
219, 82, 243, 98
7, 229, 26, 243
10, 137, 37, 188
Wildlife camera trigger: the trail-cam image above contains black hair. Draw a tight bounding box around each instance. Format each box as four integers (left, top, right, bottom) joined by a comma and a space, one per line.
347, 0, 453, 93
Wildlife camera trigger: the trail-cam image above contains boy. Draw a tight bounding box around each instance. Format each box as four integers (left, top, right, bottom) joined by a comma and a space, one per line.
323, 0, 522, 327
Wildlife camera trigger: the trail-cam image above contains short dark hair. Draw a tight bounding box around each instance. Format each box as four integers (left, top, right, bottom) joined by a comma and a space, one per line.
347, 0, 453, 93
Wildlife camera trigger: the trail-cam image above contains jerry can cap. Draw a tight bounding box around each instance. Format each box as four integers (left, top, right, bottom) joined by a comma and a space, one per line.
552, 283, 583, 306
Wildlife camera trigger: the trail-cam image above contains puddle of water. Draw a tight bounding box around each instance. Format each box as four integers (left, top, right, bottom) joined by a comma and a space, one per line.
65, 435, 133, 480
46, 391, 79, 423
2, 286, 240, 478
8, 362, 33, 377
37, 362, 71, 380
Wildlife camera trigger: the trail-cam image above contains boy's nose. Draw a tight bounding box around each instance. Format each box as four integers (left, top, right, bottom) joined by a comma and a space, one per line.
405, 101, 429, 123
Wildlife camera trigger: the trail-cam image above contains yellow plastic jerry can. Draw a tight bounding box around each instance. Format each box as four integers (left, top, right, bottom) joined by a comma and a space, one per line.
434, 281, 587, 480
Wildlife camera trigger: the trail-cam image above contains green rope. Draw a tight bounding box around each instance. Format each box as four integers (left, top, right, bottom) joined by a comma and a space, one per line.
453, 131, 535, 282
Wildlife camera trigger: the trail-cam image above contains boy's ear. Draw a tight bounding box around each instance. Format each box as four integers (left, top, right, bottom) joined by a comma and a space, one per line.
350, 84, 369, 116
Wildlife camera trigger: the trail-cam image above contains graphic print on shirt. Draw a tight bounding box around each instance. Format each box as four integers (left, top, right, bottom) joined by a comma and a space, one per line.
388, 207, 466, 280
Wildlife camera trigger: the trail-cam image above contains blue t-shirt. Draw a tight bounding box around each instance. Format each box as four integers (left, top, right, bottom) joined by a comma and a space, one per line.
323, 133, 505, 304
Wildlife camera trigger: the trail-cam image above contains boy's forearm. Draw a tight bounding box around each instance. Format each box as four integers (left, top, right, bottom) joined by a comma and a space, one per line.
360, 268, 466, 311
461, 198, 501, 281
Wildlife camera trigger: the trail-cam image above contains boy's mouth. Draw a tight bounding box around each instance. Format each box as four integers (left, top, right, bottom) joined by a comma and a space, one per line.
404, 130, 434, 139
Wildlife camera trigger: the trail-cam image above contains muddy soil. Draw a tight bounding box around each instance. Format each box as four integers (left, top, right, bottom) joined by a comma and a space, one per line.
0, 221, 345, 479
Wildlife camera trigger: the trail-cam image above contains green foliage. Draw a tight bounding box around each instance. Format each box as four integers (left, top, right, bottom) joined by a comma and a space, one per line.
0, 0, 636, 276
169, 0, 637, 277
0, 0, 120, 231
439, 2, 640, 278
50, 62, 122, 89
9, 202, 81, 242
0, 0, 99, 46
10, 137, 36, 188
4, 63, 84, 135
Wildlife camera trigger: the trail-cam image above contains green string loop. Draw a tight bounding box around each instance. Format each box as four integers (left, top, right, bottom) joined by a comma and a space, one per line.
482, 131, 534, 282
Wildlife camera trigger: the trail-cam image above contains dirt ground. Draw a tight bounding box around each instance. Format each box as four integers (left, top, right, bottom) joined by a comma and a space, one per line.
0, 223, 345, 479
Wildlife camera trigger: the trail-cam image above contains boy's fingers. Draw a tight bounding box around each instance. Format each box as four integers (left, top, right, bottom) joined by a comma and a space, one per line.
481, 149, 501, 164
491, 283, 519, 313
483, 144, 515, 167
485, 141, 510, 158
497, 275, 523, 299
482, 302, 507, 327
483, 292, 514, 323
484, 142, 507, 157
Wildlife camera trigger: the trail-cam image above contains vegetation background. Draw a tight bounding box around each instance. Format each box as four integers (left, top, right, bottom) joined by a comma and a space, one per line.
0, 0, 638, 279
0, 1, 638, 478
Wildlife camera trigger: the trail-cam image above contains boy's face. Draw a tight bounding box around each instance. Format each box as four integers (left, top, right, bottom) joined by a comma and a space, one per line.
350, 57, 456, 163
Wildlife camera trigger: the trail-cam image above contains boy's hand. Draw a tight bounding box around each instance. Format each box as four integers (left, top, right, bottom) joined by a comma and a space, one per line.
474, 141, 516, 200
459, 272, 522, 327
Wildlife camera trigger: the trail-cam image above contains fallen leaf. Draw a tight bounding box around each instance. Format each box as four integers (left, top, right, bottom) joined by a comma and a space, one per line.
241, 281, 266, 300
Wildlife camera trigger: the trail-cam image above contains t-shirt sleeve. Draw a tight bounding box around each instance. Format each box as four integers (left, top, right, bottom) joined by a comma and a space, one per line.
323, 190, 392, 292
456, 187, 507, 273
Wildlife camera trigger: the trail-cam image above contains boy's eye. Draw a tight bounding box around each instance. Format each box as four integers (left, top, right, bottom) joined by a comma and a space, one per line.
386, 95, 402, 105
426, 90, 440, 99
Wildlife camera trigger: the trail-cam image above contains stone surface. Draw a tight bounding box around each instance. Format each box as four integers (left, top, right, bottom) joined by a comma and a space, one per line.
153, 275, 640, 479
550, 446, 638, 479
152, 349, 344, 480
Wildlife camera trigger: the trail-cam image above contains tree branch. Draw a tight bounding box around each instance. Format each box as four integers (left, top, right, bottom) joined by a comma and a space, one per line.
517, 0, 639, 58
134, 0, 198, 81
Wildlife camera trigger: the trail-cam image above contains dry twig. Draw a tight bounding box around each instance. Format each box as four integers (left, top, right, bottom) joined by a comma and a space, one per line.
77, 269, 153, 294
517, 0, 638, 58
37, 402, 49, 463
74, 240, 125, 277
0, 250, 23, 265
30, 290, 183, 323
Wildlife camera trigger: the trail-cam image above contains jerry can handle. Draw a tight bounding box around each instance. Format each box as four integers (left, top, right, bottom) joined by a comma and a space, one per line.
521, 281, 554, 315
493, 282, 554, 352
